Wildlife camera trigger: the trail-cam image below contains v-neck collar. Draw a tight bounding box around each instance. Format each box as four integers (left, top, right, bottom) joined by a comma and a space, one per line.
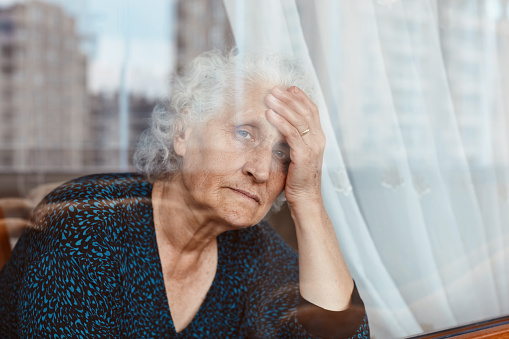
148, 202, 226, 336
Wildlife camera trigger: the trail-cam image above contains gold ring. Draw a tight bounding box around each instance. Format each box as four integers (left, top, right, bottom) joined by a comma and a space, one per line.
300, 128, 310, 137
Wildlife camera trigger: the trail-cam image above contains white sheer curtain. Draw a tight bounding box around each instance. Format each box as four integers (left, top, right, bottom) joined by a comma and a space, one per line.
223, 0, 509, 337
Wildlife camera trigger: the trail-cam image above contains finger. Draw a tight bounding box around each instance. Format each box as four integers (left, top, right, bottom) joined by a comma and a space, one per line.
288, 86, 321, 129
266, 108, 310, 156
266, 108, 325, 169
269, 86, 320, 132
288, 87, 326, 147
265, 92, 312, 136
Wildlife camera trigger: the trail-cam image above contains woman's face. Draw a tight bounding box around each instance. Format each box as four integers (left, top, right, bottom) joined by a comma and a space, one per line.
174, 84, 290, 228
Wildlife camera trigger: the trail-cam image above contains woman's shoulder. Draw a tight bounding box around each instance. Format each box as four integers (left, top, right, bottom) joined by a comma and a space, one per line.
35, 172, 151, 218
22, 173, 152, 256
40, 172, 150, 205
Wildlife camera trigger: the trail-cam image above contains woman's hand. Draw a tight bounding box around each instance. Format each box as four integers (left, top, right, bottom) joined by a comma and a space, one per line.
265, 86, 354, 312
264, 86, 325, 207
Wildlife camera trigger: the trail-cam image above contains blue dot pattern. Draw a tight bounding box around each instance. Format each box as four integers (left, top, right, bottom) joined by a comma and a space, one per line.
0, 173, 369, 338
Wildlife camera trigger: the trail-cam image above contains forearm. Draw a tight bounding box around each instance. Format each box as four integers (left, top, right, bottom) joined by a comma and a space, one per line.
265, 85, 355, 311
290, 198, 354, 311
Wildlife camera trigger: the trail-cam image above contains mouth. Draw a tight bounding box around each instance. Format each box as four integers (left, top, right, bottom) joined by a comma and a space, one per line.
227, 188, 261, 204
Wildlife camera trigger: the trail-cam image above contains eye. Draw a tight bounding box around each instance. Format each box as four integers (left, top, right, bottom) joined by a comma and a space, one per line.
273, 149, 290, 165
237, 130, 250, 138
235, 128, 254, 142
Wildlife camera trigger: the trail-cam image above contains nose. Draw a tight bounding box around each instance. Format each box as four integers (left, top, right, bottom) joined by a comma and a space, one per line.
242, 147, 272, 183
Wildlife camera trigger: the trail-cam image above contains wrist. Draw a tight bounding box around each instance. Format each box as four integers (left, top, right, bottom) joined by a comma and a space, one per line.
287, 191, 322, 211
288, 198, 326, 228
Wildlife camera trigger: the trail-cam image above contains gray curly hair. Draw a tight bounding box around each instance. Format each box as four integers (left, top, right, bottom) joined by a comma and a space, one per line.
134, 49, 316, 183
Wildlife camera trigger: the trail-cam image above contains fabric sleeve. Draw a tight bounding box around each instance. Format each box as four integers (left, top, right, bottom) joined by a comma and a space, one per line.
17, 249, 121, 338
243, 223, 370, 339
0, 177, 122, 338
297, 282, 370, 339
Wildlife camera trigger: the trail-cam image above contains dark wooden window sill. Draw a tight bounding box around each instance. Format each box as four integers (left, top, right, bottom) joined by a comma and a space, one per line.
408, 316, 509, 338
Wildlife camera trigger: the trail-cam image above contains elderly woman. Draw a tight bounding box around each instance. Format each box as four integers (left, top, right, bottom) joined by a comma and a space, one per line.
0, 50, 369, 338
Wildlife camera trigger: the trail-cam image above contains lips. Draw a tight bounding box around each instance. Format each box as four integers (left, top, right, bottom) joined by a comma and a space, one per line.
228, 188, 260, 203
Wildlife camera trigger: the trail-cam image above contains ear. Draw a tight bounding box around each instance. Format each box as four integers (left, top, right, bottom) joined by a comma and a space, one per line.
174, 127, 190, 157
173, 112, 191, 157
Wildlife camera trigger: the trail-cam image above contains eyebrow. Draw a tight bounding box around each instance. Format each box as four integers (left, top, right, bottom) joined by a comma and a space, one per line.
233, 115, 287, 144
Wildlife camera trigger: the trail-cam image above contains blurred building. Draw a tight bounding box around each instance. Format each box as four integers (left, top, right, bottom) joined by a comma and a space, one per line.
81, 0, 237, 172
0, 0, 88, 172
86, 92, 155, 170
175, 0, 235, 71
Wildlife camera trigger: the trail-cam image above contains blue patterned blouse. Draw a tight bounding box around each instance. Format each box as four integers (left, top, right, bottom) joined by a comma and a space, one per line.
0, 173, 369, 338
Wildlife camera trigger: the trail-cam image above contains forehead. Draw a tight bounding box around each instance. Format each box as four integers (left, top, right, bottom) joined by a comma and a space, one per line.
230, 82, 269, 108
227, 84, 285, 139
230, 86, 267, 118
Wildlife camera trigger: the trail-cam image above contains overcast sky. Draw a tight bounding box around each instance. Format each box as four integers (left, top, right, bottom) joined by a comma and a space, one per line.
0, 0, 175, 98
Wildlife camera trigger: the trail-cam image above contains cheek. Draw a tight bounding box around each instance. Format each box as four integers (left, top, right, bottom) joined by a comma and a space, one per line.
183, 144, 228, 175
202, 142, 243, 170
269, 172, 287, 195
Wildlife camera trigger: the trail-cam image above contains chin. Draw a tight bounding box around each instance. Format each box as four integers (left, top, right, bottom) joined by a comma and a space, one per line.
225, 216, 262, 229
220, 208, 266, 229
215, 188, 277, 227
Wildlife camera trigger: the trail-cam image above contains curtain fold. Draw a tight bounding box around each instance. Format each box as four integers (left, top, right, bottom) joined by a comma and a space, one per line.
223, 0, 509, 336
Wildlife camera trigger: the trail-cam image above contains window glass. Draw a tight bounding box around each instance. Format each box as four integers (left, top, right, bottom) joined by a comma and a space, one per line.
0, 0, 507, 337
